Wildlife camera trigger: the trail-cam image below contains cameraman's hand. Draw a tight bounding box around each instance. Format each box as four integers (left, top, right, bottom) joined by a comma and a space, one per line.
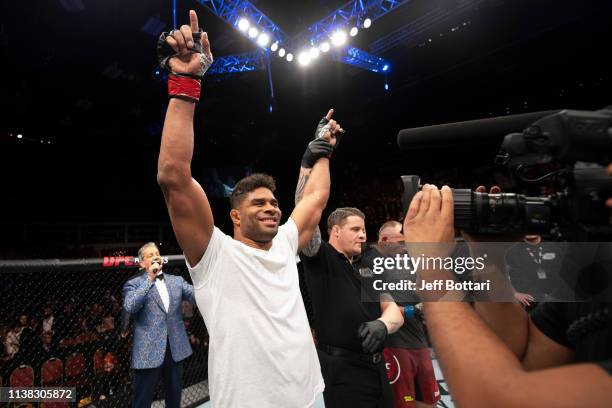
403, 184, 455, 257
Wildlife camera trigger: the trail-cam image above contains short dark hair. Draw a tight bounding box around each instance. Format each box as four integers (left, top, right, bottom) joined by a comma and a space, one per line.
378, 220, 402, 237
230, 173, 277, 209
327, 207, 365, 233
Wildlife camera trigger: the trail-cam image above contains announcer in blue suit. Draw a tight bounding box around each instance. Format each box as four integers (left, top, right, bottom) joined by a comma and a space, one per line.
123, 242, 196, 408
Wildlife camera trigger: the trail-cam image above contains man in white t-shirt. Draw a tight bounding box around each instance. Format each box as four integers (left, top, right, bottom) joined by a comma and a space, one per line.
156, 10, 343, 407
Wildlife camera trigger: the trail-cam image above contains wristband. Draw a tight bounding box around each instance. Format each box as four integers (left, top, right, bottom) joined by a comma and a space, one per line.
168, 74, 201, 102
404, 305, 415, 319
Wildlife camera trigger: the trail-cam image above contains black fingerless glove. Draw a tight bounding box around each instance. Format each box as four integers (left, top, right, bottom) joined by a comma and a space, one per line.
301, 138, 334, 168
157, 31, 204, 78
300, 117, 335, 168
357, 319, 388, 353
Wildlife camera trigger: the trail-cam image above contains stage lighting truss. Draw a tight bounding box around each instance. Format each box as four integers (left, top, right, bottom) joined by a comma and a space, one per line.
208, 51, 266, 74
196, 0, 403, 74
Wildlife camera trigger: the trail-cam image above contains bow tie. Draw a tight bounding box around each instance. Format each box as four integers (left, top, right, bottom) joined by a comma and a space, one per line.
155, 273, 164, 281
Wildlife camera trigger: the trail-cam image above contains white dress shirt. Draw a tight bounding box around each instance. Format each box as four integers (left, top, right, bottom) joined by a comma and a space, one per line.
154, 272, 170, 313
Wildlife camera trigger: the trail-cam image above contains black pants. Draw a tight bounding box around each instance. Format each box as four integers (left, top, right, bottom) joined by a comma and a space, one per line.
317, 347, 393, 408
132, 344, 184, 408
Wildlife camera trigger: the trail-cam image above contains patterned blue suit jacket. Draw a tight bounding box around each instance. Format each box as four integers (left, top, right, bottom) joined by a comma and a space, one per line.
123, 271, 196, 369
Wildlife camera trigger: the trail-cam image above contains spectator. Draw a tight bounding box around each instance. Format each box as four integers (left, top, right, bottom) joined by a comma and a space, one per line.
4, 324, 22, 359
42, 306, 55, 334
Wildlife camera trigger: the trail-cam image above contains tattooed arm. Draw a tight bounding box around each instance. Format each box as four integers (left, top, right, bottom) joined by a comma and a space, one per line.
294, 167, 324, 256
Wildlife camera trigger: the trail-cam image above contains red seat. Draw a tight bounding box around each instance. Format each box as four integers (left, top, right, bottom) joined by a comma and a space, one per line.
9, 365, 34, 387
40, 403, 69, 408
64, 352, 88, 389
41, 357, 64, 386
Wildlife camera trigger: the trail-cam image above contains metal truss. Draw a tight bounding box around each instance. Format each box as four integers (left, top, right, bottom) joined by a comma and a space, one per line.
207, 51, 265, 74
196, 0, 405, 74
334, 47, 390, 73
196, 0, 290, 45
300, 0, 411, 45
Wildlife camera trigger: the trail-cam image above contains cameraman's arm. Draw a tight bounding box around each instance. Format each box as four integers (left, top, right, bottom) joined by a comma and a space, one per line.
426, 302, 612, 408
474, 301, 574, 369
407, 185, 612, 407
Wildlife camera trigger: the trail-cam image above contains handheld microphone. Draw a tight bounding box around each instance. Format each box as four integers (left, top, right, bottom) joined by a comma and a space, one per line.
151, 258, 162, 273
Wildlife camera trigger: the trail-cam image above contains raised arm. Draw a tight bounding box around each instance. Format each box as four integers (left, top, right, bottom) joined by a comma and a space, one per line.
156, 10, 214, 267
292, 109, 343, 252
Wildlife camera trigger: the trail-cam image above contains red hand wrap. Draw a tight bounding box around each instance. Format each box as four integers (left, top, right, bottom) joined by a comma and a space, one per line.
168, 74, 201, 102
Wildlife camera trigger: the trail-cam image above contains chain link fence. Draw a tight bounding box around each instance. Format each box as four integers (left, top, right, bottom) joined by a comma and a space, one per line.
0, 256, 208, 407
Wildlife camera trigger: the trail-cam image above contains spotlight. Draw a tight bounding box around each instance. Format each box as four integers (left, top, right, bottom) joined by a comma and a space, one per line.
382, 64, 389, 71
298, 51, 311, 66
271, 42, 279, 52
309, 47, 320, 59
331, 30, 347, 47
257, 33, 270, 47
17, 134, 23, 139
384, 83, 389, 91
320, 42, 330, 53
248, 27, 258, 38
238, 18, 250, 32
349, 27, 358, 37
363, 18, 372, 28
286, 53, 294, 62
278, 48, 286, 57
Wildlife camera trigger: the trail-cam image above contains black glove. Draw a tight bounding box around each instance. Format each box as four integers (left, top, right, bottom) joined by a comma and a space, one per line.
157, 31, 206, 78
357, 320, 388, 353
300, 137, 334, 168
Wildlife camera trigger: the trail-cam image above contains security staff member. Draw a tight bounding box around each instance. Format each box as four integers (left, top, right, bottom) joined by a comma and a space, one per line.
299, 207, 404, 408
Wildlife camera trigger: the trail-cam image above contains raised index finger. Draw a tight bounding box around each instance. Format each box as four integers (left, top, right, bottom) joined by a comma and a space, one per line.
324, 109, 334, 120
190, 10, 199, 32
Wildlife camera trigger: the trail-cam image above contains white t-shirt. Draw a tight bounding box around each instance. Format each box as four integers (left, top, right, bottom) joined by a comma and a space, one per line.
187, 218, 324, 407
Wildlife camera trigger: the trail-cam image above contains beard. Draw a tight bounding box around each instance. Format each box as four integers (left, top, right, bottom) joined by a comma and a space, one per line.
243, 219, 279, 243
250, 225, 279, 243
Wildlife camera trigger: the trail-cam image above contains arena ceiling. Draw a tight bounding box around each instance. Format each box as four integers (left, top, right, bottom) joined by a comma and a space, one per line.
1, 0, 611, 222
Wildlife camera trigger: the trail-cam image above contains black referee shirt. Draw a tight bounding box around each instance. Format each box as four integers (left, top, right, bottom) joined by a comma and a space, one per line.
301, 242, 380, 352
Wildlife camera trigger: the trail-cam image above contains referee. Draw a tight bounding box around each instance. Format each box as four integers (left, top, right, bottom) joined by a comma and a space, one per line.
300, 207, 404, 408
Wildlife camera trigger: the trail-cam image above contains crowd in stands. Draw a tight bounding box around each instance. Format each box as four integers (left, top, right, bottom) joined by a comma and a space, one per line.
0, 265, 208, 406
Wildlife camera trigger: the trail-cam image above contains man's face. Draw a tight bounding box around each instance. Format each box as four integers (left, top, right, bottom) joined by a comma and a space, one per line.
235, 187, 282, 243
139, 246, 161, 272
332, 215, 367, 257
19, 315, 28, 326
44, 307, 53, 317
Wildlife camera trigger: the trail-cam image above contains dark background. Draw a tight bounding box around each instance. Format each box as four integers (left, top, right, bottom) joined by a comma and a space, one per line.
1, 0, 611, 255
